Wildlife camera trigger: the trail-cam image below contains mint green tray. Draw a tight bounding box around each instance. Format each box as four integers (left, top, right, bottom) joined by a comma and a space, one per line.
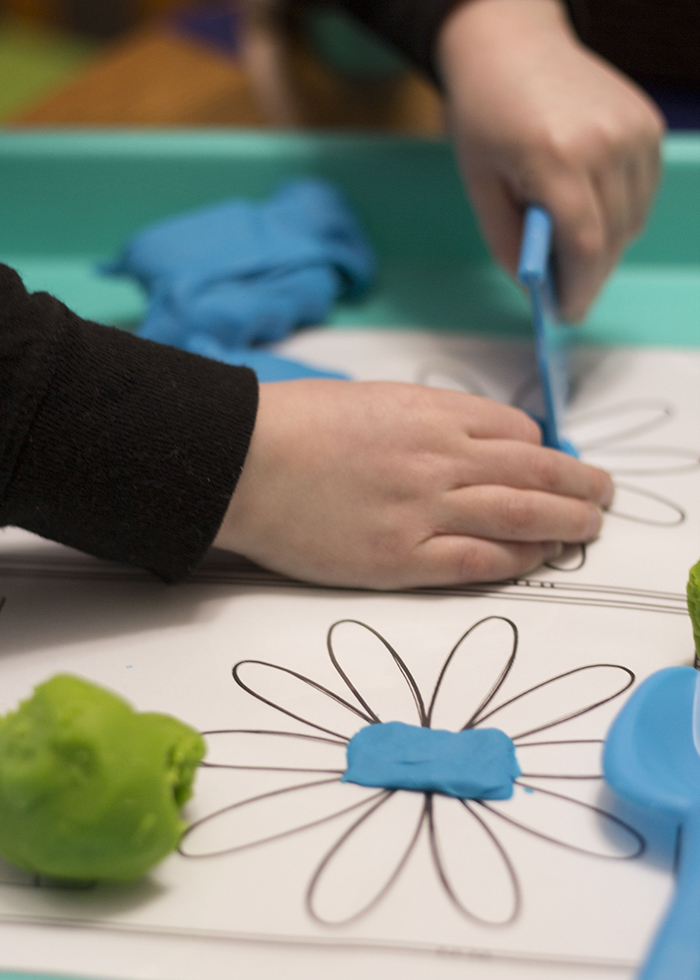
0, 130, 697, 980
0, 130, 698, 346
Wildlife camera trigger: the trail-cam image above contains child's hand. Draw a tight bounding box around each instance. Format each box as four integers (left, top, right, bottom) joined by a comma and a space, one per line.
438, 0, 665, 321
214, 380, 613, 588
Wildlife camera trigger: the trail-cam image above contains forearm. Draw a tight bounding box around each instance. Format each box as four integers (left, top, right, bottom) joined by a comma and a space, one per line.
0, 264, 258, 582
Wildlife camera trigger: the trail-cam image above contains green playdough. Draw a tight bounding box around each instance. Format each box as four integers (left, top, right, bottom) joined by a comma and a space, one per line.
0, 674, 205, 882
688, 557, 700, 664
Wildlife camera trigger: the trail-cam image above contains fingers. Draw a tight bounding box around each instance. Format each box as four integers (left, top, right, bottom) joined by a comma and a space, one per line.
451, 438, 614, 506
470, 159, 624, 323
452, 23, 666, 322
617, 131, 662, 244
525, 101, 664, 321
436, 484, 603, 543
534, 170, 609, 322
409, 536, 563, 587
593, 156, 633, 253
463, 166, 523, 277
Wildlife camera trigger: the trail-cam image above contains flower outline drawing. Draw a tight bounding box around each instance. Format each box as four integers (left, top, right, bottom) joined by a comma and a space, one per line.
180, 617, 643, 926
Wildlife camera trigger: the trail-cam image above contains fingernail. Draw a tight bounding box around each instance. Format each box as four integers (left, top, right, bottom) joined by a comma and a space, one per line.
586, 506, 604, 539
543, 542, 564, 561
600, 478, 615, 510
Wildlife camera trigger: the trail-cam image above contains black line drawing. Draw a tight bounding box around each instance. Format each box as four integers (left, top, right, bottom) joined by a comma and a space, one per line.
566, 399, 697, 527
410, 577, 687, 614
544, 543, 587, 572
180, 617, 644, 927
0, 558, 687, 616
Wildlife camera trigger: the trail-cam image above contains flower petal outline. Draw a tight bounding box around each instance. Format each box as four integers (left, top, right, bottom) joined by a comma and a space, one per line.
180, 776, 383, 858
481, 783, 645, 860
607, 483, 685, 526
584, 446, 700, 478
306, 790, 425, 924
201, 729, 347, 773
233, 660, 371, 739
544, 544, 586, 572
515, 739, 603, 779
476, 663, 635, 740
327, 619, 426, 725
427, 616, 518, 731
429, 795, 521, 925
568, 399, 672, 451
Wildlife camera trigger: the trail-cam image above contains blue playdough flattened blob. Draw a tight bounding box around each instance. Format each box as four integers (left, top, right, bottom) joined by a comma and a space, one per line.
342, 721, 520, 800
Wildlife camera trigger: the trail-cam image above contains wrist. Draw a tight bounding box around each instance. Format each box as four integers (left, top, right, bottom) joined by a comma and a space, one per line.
437, 0, 575, 89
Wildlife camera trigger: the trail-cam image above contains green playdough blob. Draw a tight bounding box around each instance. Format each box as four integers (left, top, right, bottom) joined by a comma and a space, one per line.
688, 557, 700, 661
0, 675, 205, 882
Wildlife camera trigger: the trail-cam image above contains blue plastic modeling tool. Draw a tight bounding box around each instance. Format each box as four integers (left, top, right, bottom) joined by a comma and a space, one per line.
604, 666, 700, 980
517, 206, 576, 456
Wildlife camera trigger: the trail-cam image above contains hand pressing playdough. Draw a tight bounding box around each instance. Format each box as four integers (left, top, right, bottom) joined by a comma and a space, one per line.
438, 0, 665, 321
215, 380, 613, 589
0, 675, 204, 882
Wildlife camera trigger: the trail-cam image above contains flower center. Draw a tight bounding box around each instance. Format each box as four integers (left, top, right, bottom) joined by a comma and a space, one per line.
342, 721, 520, 800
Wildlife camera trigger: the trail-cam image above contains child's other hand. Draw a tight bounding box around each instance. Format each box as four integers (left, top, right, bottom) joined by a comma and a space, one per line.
214, 380, 613, 589
438, 0, 665, 321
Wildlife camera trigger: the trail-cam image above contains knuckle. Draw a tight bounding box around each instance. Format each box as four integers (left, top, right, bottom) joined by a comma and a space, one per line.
540, 123, 617, 169
456, 540, 498, 583
535, 126, 581, 168
592, 119, 629, 157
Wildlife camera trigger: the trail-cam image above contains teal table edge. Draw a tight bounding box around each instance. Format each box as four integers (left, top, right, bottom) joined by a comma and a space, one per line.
0, 130, 698, 347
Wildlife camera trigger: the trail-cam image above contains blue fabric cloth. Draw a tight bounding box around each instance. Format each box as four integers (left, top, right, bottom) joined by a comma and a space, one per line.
102, 179, 375, 381
342, 721, 521, 800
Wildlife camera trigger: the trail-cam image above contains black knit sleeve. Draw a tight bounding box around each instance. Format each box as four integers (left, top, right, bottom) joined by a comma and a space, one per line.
335, 0, 463, 83
0, 264, 259, 583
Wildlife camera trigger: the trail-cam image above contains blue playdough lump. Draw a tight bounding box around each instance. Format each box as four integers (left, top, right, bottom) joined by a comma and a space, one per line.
342, 721, 521, 800
103, 179, 375, 381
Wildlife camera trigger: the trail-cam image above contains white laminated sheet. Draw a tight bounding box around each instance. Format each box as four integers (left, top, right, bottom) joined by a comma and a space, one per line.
0, 330, 698, 980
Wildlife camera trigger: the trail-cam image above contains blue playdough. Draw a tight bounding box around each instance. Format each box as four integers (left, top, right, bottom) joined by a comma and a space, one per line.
604, 666, 700, 980
103, 179, 375, 381
342, 721, 521, 800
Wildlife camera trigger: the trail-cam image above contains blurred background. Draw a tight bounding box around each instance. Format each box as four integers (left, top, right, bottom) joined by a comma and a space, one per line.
0, 0, 445, 130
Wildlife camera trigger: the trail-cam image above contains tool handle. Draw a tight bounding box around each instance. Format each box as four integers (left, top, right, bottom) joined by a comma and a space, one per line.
640, 808, 700, 980
517, 206, 553, 286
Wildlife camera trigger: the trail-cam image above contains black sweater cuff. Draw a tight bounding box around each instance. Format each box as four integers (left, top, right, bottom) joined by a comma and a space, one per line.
337, 0, 464, 85
0, 264, 259, 582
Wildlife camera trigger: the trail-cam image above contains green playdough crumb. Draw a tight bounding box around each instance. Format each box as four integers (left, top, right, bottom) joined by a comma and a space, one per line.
0, 675, 205, 882
689, 557, 700, 663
